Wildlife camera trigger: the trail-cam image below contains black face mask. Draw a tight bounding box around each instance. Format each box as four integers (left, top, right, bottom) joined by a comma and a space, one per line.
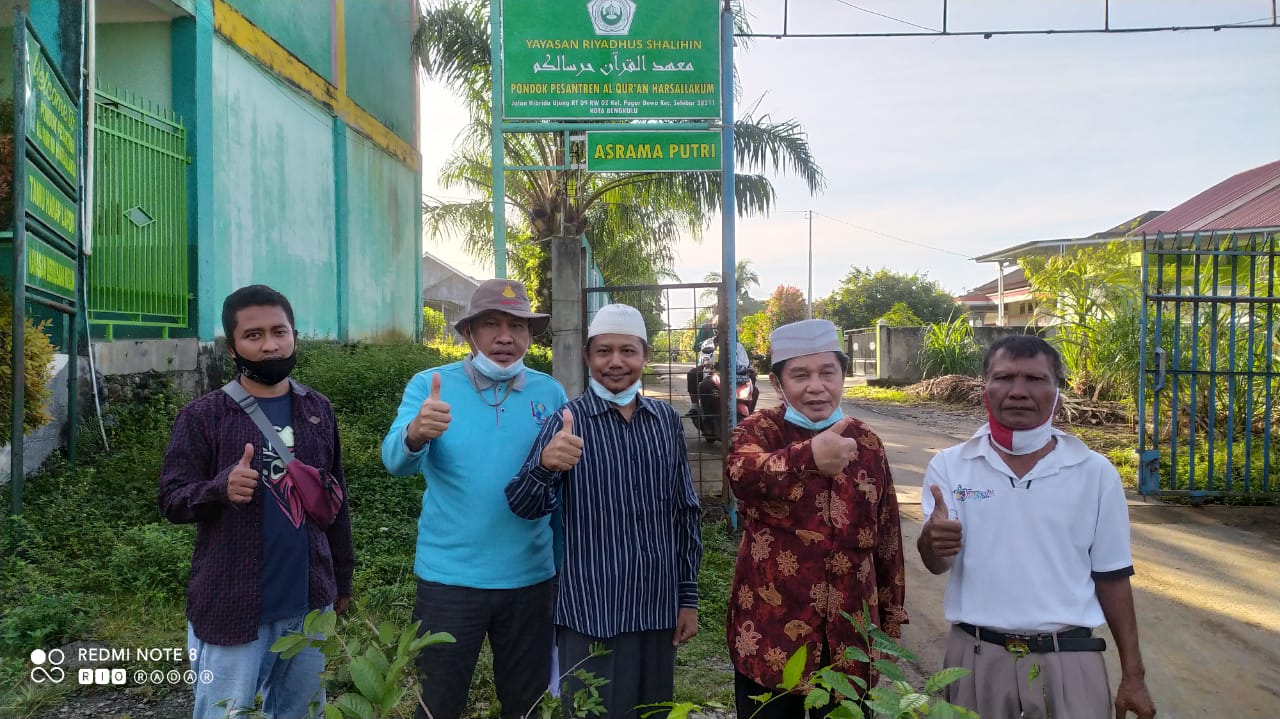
233, 352, 297, 386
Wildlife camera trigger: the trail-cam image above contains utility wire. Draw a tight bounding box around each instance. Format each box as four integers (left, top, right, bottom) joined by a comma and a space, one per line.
744, 3, 1279, 39
828, 0, 940, 33
811, 211, 971, 258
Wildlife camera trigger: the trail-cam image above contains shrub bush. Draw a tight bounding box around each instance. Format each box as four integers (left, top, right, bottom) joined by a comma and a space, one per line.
422, 306, 448, 342
0, 287, 57, 445
918, 315, 983, 378
102, 524, 193, 603
0, 592, 90, 656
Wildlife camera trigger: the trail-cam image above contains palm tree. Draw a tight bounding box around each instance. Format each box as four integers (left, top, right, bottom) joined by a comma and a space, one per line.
703, 259, 762, 316
415, 0, 824, 310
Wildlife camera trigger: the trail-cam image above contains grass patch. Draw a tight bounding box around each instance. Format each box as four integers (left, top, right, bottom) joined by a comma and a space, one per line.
1074, 426, 1141, 490
842, 385, 923, 405
675, 520, 736, 707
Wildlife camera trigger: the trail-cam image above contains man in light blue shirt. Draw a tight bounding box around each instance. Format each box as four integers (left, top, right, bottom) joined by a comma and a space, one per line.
382, 279, 567, 719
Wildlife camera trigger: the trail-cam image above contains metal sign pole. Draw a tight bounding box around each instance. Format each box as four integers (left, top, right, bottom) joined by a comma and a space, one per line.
490, 3, 507, 278
9, 14, 29, 515
719, 3, 738, 527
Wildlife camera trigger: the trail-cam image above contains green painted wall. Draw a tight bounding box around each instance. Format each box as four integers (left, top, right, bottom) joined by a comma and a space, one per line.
344, 0, 416, 142
28, 0, 83, 87
174, 2, 214, 340
0, 35, 13, 99
224, 0, 332, 82
342, 128, 419, 339
210, 37, 338, 338
96, 23, 173, 108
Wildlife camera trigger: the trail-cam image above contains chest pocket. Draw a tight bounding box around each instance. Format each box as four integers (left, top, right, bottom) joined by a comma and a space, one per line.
606, 411, 674, 513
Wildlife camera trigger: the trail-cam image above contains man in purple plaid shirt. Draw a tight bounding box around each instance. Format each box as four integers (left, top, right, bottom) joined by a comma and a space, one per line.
159, 285, 354, 719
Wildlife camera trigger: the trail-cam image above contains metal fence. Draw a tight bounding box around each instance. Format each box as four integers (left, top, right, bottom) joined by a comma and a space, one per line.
843, 326, 877, 377
1137, 229, 1280, 499
88, 87, 189, 338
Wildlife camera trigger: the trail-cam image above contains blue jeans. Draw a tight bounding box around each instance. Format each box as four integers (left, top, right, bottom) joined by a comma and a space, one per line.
187, 609, 328, 719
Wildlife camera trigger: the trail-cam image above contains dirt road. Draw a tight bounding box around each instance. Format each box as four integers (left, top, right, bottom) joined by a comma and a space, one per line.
843, 400, 1280, 719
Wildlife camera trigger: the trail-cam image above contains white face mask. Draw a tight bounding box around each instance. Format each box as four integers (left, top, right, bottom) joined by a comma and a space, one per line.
775, 381, 844, 431
471, 351, 525, 381
589, 377, 641, 406
986, 389, 1059, 454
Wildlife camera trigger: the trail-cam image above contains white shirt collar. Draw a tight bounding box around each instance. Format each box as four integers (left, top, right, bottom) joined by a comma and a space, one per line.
961, 423, 1093, 468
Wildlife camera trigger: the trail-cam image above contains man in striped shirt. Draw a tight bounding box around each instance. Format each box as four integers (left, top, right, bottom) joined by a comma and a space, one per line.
507, 303, 703, 718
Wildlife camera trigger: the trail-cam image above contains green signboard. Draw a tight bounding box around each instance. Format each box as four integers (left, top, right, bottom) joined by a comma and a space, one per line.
25, 30, 79, 184
501, 0, 721, 120
586, 130, 721, 172
25, 236, 76, 301
25, 159, 77, 242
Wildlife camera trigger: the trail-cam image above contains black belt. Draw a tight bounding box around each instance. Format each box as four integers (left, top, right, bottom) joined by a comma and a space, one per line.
957, 623, 1107, 654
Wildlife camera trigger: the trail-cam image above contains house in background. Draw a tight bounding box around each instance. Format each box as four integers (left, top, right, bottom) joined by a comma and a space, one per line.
2, 0, 422, 483
1129, 160, 1279, 235
954, 267, 1038, 327
958, 211, 1163, 326
957, 159, 1279, 327
422, 252, 480, 341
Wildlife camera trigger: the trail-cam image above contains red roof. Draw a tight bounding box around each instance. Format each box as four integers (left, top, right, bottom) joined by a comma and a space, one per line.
1133, 161, 1280, 234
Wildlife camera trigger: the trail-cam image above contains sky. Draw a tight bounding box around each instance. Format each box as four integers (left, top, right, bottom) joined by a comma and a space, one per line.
418, 0, 1280, 311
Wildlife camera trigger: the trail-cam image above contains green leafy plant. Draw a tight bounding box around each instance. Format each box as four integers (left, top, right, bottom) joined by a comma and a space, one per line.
422, 306, 449, 343
739, 311, 774, 373
272, 608, 620, 719
682, 605, 974, 719
918, 315, 982, 379
877, 302, 923, 328
529, 642, 612, 719
271, 606, 456, 719
0, 286, 58, 445
0, 592, 90, 655
1019, 240, 1141, 402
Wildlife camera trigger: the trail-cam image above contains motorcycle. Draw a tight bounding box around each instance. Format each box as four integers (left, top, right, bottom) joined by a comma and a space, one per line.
686, 338, 759, 443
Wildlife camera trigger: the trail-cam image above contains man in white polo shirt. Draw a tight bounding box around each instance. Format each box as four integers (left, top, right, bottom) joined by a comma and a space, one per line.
918, 335, 1155, 719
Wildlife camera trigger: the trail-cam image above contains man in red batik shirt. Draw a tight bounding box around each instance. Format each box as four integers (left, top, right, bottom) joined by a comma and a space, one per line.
726, 319, 906, 718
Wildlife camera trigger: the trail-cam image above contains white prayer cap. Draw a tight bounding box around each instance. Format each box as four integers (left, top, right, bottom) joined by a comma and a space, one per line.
769, 319, 841, 363
588, 304, 647, 340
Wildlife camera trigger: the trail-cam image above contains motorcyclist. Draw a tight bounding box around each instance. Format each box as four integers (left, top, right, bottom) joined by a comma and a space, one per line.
690, 334, 759, 440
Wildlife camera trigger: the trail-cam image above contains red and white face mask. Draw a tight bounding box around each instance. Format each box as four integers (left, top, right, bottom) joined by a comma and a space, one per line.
986, 389, 1059, 455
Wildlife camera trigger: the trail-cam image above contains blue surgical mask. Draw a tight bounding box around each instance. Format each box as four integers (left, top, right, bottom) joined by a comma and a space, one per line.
589, 377, 642, 406
773, 383, 844, 427
471, 351, 525, 381
783, 404, 845, 431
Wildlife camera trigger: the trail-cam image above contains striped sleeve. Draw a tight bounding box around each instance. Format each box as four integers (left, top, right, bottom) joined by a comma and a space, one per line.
670, 407, 702, 608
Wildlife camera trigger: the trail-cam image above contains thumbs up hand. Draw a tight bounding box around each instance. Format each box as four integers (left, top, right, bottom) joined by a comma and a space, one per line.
922, 484, 963, 559
408, 373, 452, 450
811, 417, 860, 477
227, 443, 259, 504
540, 409, 584, 472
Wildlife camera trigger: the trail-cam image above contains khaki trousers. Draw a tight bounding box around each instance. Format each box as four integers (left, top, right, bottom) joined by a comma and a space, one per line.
942, 625, 1111, 719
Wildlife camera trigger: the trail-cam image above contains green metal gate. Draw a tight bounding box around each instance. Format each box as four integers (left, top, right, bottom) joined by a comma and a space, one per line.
88, 87, 189, 337
1137, 229, 1280, 500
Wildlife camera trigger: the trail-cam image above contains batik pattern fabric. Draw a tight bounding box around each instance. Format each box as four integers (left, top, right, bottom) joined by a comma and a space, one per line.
725, 407, 907, 693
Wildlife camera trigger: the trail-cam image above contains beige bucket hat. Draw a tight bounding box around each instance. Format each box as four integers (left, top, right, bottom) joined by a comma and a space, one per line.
454, 279, 550, 336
